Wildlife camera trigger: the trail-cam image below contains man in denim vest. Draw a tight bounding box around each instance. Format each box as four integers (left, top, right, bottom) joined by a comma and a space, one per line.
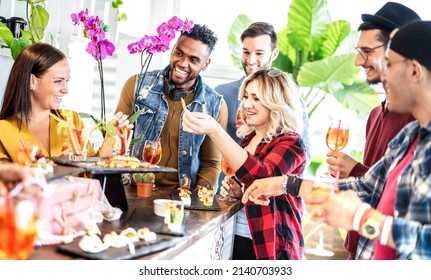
116, 24, 228, 189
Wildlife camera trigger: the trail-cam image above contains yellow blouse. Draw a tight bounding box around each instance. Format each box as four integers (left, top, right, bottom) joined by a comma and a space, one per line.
0, 110, 96, 163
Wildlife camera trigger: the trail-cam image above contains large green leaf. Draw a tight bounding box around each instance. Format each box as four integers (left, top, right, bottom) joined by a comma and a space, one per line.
274, 28, 295, 72
273, 51, 293, 74
298, 53, 359, 92
287, 0, 331, 54
227, 14, 251, 70
10, 38, 29, 59
317, 20, 350, 59
0, 22, 14, 46
334, 30, 360, 56
30, 4, 49, 43
333, 82, 379, 114
21, 29, 34, 44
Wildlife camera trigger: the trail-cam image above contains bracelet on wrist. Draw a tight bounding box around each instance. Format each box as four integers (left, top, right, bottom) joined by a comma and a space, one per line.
380, 216, 393, 246
352, 203, 371, 231
282, 174, 302, 196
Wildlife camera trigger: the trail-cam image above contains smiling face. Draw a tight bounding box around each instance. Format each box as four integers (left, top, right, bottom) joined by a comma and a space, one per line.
30, 59, 70, 111
242, 81, 271, 132
381, 50, 413, 114
354, 29, 386, 84
169, 36, 211, 90
241, 35, 278, 76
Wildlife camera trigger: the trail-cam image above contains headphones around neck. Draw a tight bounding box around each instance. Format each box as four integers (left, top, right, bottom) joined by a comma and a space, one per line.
163, 69, 196, 101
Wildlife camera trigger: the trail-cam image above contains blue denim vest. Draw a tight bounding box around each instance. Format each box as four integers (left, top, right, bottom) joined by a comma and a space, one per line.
131, 67, 223, 186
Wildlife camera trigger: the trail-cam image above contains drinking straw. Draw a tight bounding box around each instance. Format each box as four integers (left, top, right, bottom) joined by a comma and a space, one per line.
20, 139, 33, 163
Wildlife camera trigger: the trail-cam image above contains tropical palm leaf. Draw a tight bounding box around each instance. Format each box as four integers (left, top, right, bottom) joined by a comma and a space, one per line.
227, 14, 251, 69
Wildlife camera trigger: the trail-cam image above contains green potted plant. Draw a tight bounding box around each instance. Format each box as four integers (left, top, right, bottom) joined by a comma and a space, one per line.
0, 0, 49, 60
132, 172, 155, 198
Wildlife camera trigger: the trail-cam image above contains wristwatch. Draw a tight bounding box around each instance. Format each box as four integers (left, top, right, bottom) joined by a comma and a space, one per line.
360, 210, 382, 240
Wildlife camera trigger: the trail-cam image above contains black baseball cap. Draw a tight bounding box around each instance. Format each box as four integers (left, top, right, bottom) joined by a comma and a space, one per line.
389, 21, 431, 72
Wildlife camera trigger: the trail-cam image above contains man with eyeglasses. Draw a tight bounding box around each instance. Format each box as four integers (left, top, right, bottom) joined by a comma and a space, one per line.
325, 2, 421, 259
242, 21, 431, 260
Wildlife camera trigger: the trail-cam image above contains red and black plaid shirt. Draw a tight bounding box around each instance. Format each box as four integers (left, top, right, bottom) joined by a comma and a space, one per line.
236, 131, 306, 260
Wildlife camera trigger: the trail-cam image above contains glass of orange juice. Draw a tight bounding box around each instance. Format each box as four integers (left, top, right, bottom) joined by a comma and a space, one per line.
0, 186, 38, 260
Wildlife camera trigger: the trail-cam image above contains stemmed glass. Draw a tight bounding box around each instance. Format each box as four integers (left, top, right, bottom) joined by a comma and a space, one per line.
320, 119, 349, 178
326, 119, 349, 154
142, 139, 162, 190
305, 177, 336, 257
306, 119, 348, 257
219, 157, 238, 202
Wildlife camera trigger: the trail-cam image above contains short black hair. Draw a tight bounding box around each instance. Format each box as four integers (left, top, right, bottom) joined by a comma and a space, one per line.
241, 22, 277, 50
181, 23, 218, 53
358, 21, 390, 45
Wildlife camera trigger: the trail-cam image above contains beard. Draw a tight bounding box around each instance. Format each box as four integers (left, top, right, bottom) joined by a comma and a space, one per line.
367, 74, 381, 85
169, 67, 198, 90
242, 56, 273, 76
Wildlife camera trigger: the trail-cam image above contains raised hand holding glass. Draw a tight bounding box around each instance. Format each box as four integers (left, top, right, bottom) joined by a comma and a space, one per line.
219, 157, 238, 202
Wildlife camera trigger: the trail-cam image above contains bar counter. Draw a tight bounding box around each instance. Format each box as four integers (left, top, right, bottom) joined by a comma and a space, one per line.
29, 183, 243, 260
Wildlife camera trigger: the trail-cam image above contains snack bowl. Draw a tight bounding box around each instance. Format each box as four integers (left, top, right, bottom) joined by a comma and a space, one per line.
153, 199, 172, 217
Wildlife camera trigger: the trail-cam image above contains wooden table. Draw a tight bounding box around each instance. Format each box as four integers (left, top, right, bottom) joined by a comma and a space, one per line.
30, 184, 243, 260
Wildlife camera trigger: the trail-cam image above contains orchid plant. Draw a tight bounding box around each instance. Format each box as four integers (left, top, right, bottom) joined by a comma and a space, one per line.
127, 16, 194, 92
71, 8, 116, 125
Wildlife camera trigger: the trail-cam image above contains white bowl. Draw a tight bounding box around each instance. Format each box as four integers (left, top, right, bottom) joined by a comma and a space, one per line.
153, 199, 171, 217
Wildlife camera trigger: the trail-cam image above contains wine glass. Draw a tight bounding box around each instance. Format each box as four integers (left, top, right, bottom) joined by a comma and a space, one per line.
306, 120, 348, 257
142, 139, 162, 190
219, 157, 238, 202
326, 119, 349, 152
320, 119, 349, 178
305, 177, 336, 257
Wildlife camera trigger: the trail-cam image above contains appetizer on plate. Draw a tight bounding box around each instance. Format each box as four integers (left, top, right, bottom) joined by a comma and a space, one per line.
137, 227, 157, 242
95, 155, 150, 168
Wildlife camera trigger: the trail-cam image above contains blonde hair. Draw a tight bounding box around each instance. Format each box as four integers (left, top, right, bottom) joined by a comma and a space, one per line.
236, 68, 302, 141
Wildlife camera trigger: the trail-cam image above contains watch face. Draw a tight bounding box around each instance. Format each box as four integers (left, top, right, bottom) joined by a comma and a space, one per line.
365, 224, 376, 235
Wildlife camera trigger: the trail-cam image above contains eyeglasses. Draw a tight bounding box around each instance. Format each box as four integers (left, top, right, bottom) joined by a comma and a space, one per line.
354, 44, 385, 61
251, 67, 283, 79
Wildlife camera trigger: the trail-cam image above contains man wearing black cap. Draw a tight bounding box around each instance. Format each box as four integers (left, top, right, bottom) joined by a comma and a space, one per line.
242, 20, 431, 260
325, 2, 421, 259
